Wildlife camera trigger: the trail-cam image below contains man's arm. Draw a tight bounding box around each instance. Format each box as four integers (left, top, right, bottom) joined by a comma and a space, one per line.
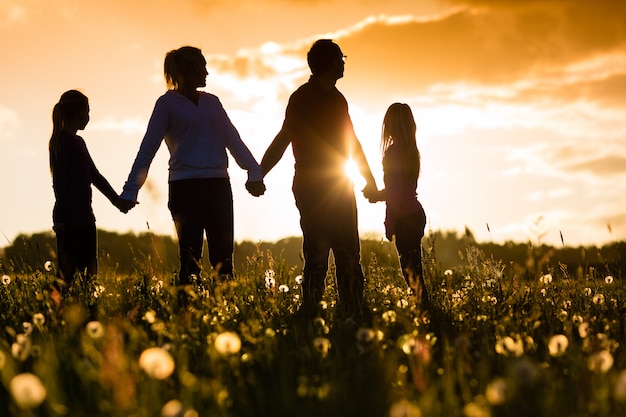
261, 127, 292, 177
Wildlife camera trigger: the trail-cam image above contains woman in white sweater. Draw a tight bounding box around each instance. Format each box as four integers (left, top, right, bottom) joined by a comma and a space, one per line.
120, 46, 264, 290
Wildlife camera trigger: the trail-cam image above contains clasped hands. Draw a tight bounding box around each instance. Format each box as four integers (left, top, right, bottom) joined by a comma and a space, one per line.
362, 183, 383, 203
246, 180, 266, 197
114, 197, 137, 214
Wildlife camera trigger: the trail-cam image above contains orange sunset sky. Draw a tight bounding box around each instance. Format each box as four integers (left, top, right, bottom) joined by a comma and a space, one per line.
1, 0, 625, 247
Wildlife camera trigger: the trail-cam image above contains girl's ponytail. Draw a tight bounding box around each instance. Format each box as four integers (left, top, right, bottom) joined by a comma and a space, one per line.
48, 90, 88, 172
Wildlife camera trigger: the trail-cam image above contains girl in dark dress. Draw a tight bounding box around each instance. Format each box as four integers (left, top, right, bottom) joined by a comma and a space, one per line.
367, 103, 428, 304
49, 90, 123, 293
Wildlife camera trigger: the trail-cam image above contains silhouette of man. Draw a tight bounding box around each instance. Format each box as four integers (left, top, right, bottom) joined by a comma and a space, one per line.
261, 39, 378, 319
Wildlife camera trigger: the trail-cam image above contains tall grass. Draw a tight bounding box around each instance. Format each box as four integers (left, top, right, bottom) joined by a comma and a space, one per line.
0, 242, 625, 417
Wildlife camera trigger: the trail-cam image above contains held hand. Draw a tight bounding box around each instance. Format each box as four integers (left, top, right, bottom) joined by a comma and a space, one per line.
362, 183, 380, 203
246, 180, 266, 197
115, 197, 138, 214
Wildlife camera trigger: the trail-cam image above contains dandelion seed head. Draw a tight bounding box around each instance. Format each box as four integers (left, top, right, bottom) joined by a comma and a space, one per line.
584, 287, 592, 296
396, 298, 409, 309
214, 331, 242, 356
264, 270, 276, 289
356, 328, 376, 343
382, 310, 397, 323
444, 269, 453, 277
592, 293, 605, 305
295, 275, 303, 284
9, 373, 47, 409
389, 399, 422, 417
578, 322, 590, 338
139, 347, 175, 379
43, 261, 53, 272
144, 310, 157, 324
278, 284, 289, 293
32, 313, 45, 327
605, 275, 614, 284
11, 334, 32, 361
540, 274, 552, 284
22, 322, 33, 335
312, 337, 331, 357
161, 399, 184, 417
548, 334, 569, 357
2, 275, 11, 285
587, 350, 613, 373
86, 321, 104, 339
486, 377, 507, 405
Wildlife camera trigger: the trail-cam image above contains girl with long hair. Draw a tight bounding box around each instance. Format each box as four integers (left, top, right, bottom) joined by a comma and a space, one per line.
366, 103, 428, 304
49, 90, 124, 293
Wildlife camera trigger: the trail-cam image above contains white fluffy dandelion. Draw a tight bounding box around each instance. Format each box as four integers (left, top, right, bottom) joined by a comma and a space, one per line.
32, 313, 45, 327
2, 275, 10, 285
10, 373, 47, 409
161, 399, 184, 417
592, 293, 605, 305
214, 331, 242, 356
312, 337, 331, 357
382, 310, 397, 323
11, 334, 32, 361
578, 322, 590, 338
139, 347, 175, 380
278, 284, 290, 293
43, 261, 53, 272
389, 399, 422, 417
587, 350, 614, 374
295, 275, 303, 284
486, 377, 508, 405
86, 321, 105, 339
605, 275, 614, 284
548, 334, 569, 357
540, 273, 552, 284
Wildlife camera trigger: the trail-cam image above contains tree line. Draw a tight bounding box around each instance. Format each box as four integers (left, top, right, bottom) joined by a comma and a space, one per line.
0, 229, 623, 280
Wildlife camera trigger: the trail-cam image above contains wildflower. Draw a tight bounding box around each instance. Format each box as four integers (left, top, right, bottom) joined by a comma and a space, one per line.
11, 334, 32, 361
356, 328, 376, 343
486, 377, 507, 405
278, 284, 289, 293
32, 313, 45, 327
312, 337, 331, 357
587, 350, 614, 373
444, 269, 453, 277
592, 293, 605, 305
93, 285, 105, 299
144, 310, 157, 324
382, 310, 397, 323
214, 331, 241, 355
86, 321, 105, 339
9, 373, 47, 409
548, 334, 569, 357
22, 322, 33, 335
295, 275, 303, 284
389, 399, 422, 417
2, 275, 10, 285
139, 347, 175, 380
614, 369, 626, 402
605, 275, 614, 284
43, 260, 53, 272
161, 399, 184, 417
264, 269, 276, 289
540, 273, 552, 284
584, 287, 592, 296
495, 336, 524, 357
577, 322, 590, 338
397, 298, 409, 308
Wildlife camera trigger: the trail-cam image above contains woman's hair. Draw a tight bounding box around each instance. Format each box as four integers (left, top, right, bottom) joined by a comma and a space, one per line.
381, 102, 420, 181
164, 46, 203, 89
49, 90, 89, 171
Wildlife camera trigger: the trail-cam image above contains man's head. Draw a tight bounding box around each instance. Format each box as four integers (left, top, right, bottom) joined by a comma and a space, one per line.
307, 39, 345, 78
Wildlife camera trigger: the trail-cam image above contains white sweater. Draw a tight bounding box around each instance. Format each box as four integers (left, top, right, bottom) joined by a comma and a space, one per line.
121, 91, 263, 201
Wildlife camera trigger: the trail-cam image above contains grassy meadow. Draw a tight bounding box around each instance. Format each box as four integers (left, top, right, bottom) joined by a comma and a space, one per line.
1, 238, 625, 417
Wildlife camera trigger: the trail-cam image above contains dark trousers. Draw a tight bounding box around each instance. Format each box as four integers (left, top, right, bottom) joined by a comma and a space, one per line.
393, 206, 427, 299
54, 222, 97, 288
294, 178, 365, 317
169, 178, 234, 284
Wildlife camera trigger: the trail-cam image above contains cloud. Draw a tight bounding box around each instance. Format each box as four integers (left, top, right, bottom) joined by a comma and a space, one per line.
0, 106, 20, 142
89, 117, 147, 136
563, 155, 626, 177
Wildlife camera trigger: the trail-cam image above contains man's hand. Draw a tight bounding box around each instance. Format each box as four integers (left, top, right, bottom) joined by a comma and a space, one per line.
246, 180, 266, 197
115, 198, 138, 214
362, 183, 381, 203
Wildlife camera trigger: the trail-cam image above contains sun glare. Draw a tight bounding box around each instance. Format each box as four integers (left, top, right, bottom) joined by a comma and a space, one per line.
345, 158, 365, 188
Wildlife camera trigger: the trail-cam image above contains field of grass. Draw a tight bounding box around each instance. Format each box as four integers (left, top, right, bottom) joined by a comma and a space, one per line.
1, 241, 625, 417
